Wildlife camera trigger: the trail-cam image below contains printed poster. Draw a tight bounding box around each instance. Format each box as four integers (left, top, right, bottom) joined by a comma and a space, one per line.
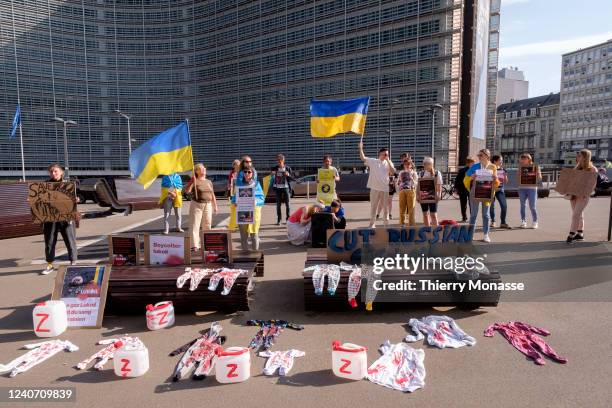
52, 265, 110, 328
145, 234, 188, 265
519, 165, 538, 186
418, 177, 437, 203
28, 181, 78, 223
237, 186, 255, 225
201, 230, 233, 264
474, 169, 494, 201
108, 235, 140, 266
317, 168, 336, 205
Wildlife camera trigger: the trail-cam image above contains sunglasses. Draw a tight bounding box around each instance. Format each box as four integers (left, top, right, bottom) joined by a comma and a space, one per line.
245, 160, 252, 163
244, 171, 253, 174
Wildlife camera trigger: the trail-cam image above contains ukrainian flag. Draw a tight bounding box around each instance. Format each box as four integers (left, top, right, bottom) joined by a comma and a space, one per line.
310, 97, 369, 138
129, 121, 194, 189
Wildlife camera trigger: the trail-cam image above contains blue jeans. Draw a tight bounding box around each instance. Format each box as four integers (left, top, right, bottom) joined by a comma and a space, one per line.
274, 187, 291, 222
518, 188, 538, 222
490, 190, 507, 224
469, 199, 490, 234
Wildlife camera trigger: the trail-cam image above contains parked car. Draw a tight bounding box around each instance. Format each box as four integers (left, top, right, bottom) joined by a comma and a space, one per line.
290, 175, 317, 197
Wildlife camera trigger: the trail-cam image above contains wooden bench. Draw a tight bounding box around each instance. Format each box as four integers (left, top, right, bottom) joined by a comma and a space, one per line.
302, 248, 501, 311
0, 182, 43, 239
106, 260, 257, 314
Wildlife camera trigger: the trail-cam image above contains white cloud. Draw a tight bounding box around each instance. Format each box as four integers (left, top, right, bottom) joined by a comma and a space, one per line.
501, 32, 612, 58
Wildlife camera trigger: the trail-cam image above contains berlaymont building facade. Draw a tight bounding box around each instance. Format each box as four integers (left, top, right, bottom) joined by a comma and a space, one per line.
1, 0, 499, 177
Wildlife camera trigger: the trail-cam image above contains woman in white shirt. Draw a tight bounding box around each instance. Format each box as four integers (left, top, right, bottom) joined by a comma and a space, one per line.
359, 141, 395, 228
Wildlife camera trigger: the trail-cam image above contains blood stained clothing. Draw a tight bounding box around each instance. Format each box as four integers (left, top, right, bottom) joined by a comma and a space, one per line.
76, 336, 142, 370
0, 340, 78, 377
170, 322, 225, 381
484, 321, 568, 365
366, 341, 426, 393
258, 349, 305, 376
404, 315, 476, 349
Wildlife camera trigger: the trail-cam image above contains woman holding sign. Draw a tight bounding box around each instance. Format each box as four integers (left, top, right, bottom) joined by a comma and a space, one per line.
41, 164, 78, 275
232, 165, 264, 250
464, 149, 500, 242
417, 157, 443, 227
184, 164, 218, 251
517, 153, 542, 229
566, 149, 598, 243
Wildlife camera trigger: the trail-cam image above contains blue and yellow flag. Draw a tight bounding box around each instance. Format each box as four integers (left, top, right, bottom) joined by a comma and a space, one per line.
129, 121, 194, 189
310, 97, 369, 138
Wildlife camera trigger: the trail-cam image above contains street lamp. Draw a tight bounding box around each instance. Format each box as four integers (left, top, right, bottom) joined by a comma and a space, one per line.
52, 117, 78, 179
114, 109, 133, 156
423, 104, 444, 160
387, 98, 401, 156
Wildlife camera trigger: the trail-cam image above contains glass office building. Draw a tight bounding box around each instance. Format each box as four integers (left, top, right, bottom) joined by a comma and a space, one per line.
1, 0, 498, 176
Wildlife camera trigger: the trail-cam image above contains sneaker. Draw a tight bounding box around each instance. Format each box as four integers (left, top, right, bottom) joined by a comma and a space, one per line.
41, 263, 55, 275
163, 230, 169, 235
500, 223, 511, 229
566, 234, 575, 244
177, 228, 185, 233
531, 222, 538, 229
483, 234, 491, 243
70, 261, 76, 266
519, 220, 527, 229
460, 218, 468, 223
276, 221, 281, 226
573, 233, 584, 241
490, 222, 497, 228
388, 215, 393, 220
376, 214, 380, 220
368, 223, 376, 229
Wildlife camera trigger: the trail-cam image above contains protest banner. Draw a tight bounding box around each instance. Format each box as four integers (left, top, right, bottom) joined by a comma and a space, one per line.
28, 181, 77, 223
317, 168, 336, 205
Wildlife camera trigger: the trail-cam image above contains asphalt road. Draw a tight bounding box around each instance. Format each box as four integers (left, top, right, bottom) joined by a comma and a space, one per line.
0, 195, 611, 408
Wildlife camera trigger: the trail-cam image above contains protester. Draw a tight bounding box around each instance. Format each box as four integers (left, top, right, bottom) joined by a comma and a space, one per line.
418, 157, 443, 227
323, 199, 346, 229
517, 153, 542, 229
160, 172, 184, 234
269, 154, 295, 225
566, 149, 598, 243
454, 157, 475, 222
464, 149, 500, 242
359, 141, 395, 228
228, 159, 242, 231
396, 154, 418, 226
41, 164, 78, 275
317, 154, 340, 202
233, 165, 265, 250
490, 155, 510, 229
377, 174, 396, 220
184, 164, 218, 251
287, 203, 323, 245
240, 155, 253, 171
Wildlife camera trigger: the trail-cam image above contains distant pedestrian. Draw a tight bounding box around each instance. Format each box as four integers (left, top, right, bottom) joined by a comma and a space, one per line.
566, 149, 598, 243
269, 154, 295, 225
184, 164, 218, 251
517, 153, 541, 229
490, 155, 510, 229
359, 141, 395, 228
418, 157, 443, 228
160, 173, 183, 234
454, 157, 474, 222
41, 164, 78, 275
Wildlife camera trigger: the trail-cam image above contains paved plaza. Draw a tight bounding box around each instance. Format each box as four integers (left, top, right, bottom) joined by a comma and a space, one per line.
0, 194, 611, 408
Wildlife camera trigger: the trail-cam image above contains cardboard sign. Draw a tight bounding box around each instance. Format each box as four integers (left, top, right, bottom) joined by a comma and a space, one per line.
52, 265, 110, 329
28, 181, 77, 223
519, 165, 538, 186
144, 234, 190, 265
108, 235, 140, 266
327, 226, 474, 263
236, 186, 255, 225
554, 168, 597, 197
317, 168, 336, 205
201, 230, 233, 264
417, 177, 437, 203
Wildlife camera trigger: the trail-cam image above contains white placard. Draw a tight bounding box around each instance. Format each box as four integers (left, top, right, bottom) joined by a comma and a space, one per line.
149, 234, 185, 265
236, 186, 255, 225
475, 169, 494, 181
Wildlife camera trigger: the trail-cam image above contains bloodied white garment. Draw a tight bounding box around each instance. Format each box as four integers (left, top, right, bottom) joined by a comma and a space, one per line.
366, 341, 426, 392
404, 315, 476, 349
0, 340, 78, 377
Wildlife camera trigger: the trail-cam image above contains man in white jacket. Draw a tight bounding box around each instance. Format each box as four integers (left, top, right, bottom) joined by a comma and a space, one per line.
359, 141, 395, 228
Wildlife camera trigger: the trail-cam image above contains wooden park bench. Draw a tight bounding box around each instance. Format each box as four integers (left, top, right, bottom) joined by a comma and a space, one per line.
0, 182, 43, 239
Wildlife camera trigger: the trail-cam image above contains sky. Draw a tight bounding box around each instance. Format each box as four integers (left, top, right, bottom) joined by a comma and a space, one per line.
499, 0, 612, 97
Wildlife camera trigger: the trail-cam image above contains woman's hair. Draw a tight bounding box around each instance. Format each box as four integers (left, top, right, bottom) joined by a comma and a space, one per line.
240, 156, 252, 171
575, 149, 593, 170
478, 149, 491, 160
194, 163, 206, 177
422, 156, 435, 174
520, 153, 533, 164
232, 159, 241, 169
402, 156, 414, 170
492, 155, 501, 163
48, 163, 64, 174
307, 203, 323, 217
242, 164, 254, 177
330, 199, 342, 208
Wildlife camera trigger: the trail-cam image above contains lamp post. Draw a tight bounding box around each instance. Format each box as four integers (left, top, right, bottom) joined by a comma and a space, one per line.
387, 98, 401, 156
52, 117, 78, 178
114, 109, 133, 156
424, 104, 443, 160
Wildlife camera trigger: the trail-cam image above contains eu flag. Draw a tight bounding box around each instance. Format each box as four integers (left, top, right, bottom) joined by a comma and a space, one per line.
9, 106, 20, 139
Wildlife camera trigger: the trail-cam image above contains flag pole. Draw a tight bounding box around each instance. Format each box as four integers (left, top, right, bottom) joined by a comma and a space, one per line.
11, 1, 25, 181
185, 118, 198, 202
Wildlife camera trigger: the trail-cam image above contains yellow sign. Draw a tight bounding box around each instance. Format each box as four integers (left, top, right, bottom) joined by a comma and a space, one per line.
317, 168, 336, 205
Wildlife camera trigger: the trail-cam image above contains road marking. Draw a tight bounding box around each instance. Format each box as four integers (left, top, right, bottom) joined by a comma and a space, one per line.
31, 213, 230, 265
